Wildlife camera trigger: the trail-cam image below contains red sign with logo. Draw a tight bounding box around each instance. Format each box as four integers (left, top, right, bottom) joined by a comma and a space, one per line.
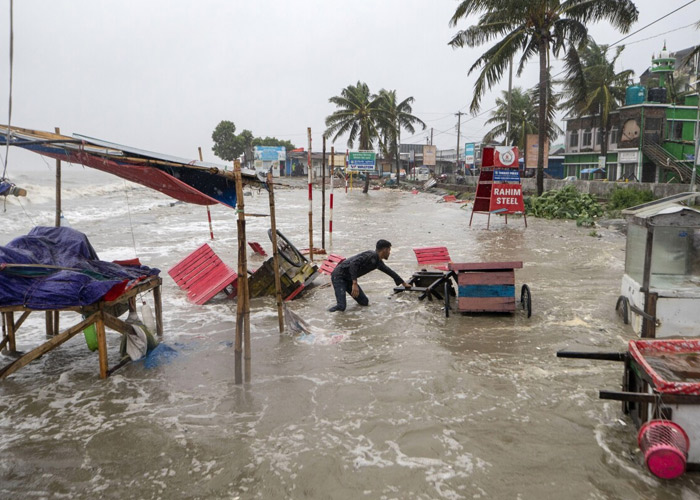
493, 146, 519, 168
489, 183, 524, 213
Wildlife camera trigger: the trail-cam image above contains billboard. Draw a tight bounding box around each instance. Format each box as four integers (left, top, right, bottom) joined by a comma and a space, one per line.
465, 143, 475, 164
525, 135, 549, 169
347, 151, 376, 171
254, 146, 286, 162
423, 145, 437, 166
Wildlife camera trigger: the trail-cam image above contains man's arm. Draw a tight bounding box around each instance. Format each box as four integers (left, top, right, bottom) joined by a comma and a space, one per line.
377, 260, 406, 286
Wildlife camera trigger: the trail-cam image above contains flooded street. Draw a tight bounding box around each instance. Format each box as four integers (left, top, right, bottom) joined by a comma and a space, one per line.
2, 165, 700, 499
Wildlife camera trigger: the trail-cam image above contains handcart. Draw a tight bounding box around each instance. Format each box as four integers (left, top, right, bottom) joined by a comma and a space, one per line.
614, 193, 700, 338
395, 261, 531, 318
558, 338, 700, 479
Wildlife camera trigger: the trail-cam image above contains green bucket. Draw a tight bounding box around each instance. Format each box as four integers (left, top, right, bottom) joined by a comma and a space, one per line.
83, 322, 98, 351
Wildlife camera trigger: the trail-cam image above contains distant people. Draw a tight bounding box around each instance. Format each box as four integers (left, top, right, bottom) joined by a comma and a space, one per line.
328, 239, 411, 312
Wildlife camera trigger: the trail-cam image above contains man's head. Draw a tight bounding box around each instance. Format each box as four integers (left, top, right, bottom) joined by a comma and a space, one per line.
376, 239, 392, 259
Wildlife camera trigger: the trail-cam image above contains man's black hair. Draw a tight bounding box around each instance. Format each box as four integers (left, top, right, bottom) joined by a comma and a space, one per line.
376, 239, 392, 251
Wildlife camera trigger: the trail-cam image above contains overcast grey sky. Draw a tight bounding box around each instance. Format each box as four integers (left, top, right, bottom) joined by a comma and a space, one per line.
1, 0, 698, 167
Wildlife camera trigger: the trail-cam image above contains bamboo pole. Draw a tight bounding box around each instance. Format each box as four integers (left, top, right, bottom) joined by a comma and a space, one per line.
55, 127, 61, 226
267, 172, 284, 333
321, 135, 326, 251
53, 126, 62, 339
330, 146, 334, 247
233, 160, 251, 382
307, 127, 314, 261
198, 147, 215, 240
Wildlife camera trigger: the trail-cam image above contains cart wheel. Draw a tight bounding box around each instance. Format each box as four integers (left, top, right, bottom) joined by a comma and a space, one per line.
615, 296, 629, 325
444, 280, 450, 318
267, 229, 307, 267
520, 284, 532, 318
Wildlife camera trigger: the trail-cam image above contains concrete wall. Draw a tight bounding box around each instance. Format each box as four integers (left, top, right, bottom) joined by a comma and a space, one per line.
439, 176, 693, 200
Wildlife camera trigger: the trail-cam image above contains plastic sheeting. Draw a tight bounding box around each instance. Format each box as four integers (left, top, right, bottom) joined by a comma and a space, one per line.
0, 226, 159, 309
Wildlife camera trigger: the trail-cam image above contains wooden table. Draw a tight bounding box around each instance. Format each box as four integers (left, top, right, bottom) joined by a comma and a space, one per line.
0, 276, 162, 380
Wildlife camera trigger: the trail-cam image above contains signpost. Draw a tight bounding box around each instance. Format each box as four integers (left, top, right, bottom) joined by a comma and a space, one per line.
465, 143, 475, 166
347, 151, 376, 172
470, 146, 526, 229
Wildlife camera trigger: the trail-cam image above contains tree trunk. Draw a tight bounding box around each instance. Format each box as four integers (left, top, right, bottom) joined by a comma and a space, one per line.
395, 130, 401, 187
536, 39, 548, 196
601, 125, 609, 178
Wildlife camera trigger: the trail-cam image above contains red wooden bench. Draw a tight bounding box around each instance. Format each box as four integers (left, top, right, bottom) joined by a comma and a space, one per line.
413, 246, 451, 271
168, 243, 238, 305
319, 254, 345, 275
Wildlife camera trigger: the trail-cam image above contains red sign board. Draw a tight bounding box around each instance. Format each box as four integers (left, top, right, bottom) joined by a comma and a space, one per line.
494, 147, 519, 168
489, 183, 524, 213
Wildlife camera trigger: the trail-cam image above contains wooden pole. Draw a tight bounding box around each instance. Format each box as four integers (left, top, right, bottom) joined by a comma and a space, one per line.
321, 135, 326, 251
233, 160, 251, 383
198, 147, 215, 240
53, 127, 62, 340
267, 172, 284, 333
307, 127, 314, 261
55, 127, 61, 227
330, 146, 334, 248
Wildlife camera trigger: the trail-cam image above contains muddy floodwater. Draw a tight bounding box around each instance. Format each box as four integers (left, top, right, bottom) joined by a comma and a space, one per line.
2, 164, 700, 499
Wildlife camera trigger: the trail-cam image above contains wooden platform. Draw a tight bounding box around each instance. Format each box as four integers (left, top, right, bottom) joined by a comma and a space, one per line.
0, 276, 163, 380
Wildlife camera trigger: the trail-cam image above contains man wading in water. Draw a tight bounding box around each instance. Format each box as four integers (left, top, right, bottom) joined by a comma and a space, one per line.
328, 239, 411, 312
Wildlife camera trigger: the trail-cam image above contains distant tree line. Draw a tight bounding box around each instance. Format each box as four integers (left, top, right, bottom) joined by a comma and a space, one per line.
211, 120, 296, 162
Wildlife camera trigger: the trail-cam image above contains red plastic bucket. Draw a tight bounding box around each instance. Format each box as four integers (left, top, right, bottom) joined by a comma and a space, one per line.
638, 420, 689, 479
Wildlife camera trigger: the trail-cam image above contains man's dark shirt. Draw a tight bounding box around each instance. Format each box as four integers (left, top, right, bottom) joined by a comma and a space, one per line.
331, 250, 403, 285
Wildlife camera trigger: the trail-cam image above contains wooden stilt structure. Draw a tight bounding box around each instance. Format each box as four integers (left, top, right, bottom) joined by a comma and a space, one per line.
233, 160, 251, 383
0, 277, 163, 380
267, 172, 284, 333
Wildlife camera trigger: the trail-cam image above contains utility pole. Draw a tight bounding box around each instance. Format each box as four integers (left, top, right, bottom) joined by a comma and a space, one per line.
430, 128, 433, 145
455, 111, 463, 175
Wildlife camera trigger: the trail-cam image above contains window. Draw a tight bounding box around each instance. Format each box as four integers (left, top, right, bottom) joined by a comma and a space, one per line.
596, 129, 602, 147
569, 130, 579, 147
609, 127, 619, 145
667, 121, 684, 140
582, 129, 592, 147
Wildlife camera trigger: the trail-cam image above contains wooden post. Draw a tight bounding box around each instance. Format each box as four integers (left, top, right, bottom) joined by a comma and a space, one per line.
330, 146, 335, 247
55, 127, 61, 227
233, 160, 251, 382
267, 172, 284, 333
198, 147, 215, 240
96, 306, 108, 379
321, 135, 326, 251
153, 281, 163, 337
307, 128, 314, 261
641, 226, 654, 338
4, 312, 16, 352
53, 127, 62, 338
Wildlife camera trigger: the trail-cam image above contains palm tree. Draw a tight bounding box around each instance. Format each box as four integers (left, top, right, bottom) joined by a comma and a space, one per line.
561, 39, 634, 163
325, 81, 385, 193
376, 89, 426, 187
449, 0, 638, 195
483, 87, 538, 150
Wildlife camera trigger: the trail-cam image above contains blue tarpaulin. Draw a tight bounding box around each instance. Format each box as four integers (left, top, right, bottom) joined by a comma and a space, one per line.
581, 168, 605, 174
0, 227, 159, 309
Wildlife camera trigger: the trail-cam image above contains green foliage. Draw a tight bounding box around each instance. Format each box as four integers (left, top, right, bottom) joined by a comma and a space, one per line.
607, 186, 655, 211
525, 185, 603, 227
